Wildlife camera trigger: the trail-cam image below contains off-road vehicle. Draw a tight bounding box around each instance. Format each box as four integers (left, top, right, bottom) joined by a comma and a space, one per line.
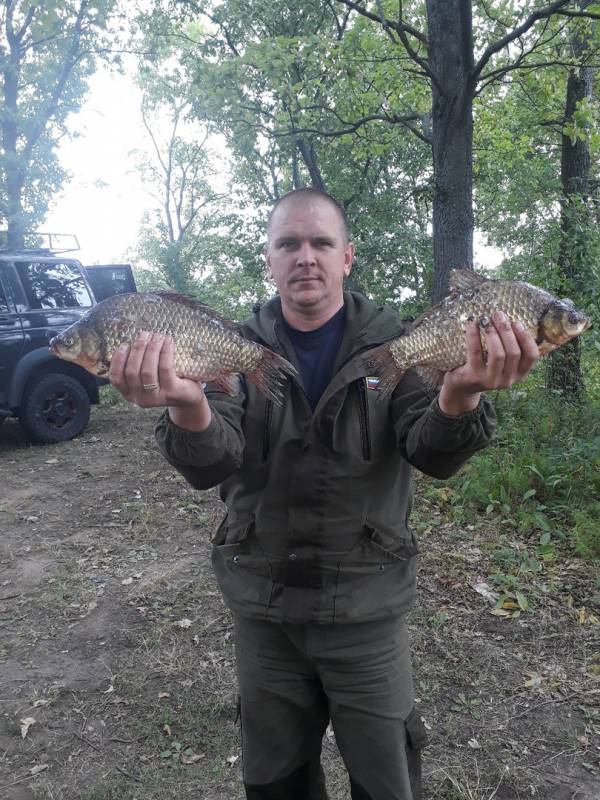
0, 234, 136, 444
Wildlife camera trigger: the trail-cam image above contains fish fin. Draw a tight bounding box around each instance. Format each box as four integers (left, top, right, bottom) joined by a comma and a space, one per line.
246, 349, 298, 406
211, 373, 242, 396
361, 343, 407, 399
414, 364, 444, 389
448, 268, 486, 293
152, 292, 241, 332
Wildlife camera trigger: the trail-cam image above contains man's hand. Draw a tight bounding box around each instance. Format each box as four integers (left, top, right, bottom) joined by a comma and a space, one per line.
438, 311, 539, 416
109, 332, 211, 431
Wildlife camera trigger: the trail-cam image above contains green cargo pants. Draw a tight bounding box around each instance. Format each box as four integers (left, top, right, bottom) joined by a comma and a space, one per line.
233, 615, 426, 800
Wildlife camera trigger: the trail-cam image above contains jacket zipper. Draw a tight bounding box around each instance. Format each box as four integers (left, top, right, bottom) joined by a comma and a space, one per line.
356, 380, 371, 461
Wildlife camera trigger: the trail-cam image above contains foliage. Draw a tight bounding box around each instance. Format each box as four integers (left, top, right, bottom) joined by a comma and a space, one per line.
433, 372, 600, 563
0, 0, 121, 241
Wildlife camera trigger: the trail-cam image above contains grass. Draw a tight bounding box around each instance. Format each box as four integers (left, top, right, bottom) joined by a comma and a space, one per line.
428, 381, 600, 563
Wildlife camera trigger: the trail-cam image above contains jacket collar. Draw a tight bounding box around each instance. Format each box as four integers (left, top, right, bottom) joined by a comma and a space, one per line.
243, 291, 406, 362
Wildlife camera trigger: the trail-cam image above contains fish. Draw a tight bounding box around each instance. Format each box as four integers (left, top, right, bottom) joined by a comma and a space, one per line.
49, 292, 298, 405
361, 269, 591, 397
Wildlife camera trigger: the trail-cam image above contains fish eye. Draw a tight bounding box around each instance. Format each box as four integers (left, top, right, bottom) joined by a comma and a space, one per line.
63, 335, 75, 347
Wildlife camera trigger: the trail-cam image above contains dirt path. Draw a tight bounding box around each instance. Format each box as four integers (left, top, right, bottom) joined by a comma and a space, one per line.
0, 403, 598, 800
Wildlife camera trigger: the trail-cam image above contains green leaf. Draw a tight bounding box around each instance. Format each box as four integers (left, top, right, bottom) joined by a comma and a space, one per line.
523, 489, 536, 501
515, 591, 529, 611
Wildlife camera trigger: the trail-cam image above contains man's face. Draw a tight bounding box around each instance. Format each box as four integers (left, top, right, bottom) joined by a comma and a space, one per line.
265, 198, 354, 320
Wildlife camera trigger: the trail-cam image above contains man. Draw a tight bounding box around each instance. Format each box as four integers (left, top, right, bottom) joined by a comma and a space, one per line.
109, 189, 539, 800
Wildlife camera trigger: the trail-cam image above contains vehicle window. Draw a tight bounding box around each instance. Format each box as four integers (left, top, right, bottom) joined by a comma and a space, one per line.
84, 267, 136, 301
16, 261, 92, 309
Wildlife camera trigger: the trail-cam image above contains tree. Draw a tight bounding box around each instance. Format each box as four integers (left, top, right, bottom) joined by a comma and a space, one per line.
546, 0, 598, 396
0, 0, 118, 248
334, 0, 600, 299
140, 0, 434, 310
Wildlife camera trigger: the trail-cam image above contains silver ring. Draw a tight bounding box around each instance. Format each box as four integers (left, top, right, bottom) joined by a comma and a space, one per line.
142, 382, 160, 391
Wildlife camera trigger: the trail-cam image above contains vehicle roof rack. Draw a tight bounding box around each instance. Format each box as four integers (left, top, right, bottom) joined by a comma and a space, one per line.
0, 231, 80, 254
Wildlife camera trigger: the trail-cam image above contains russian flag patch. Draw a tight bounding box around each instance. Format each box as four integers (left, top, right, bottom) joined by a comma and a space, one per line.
365, 377, 381, 391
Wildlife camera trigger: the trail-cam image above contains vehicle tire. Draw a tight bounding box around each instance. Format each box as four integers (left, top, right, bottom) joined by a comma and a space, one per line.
19, 373, 91, 444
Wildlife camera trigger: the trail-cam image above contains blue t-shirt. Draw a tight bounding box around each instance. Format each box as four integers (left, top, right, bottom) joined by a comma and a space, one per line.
283, 306, 346, 411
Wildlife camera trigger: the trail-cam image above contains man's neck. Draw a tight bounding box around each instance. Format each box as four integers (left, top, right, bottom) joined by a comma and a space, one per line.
281, 300, 344, 332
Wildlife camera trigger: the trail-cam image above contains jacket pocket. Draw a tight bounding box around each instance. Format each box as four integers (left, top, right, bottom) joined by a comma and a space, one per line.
212, 516, 274, 613
365, 519, 419, 560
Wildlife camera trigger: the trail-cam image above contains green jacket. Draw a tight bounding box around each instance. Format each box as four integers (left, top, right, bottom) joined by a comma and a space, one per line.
155, 292, 496, 624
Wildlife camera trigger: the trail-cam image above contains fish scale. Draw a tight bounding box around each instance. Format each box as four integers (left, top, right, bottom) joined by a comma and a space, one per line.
99, 294, 263, 379
50, 291, 298, 405
362, 269, 590, 397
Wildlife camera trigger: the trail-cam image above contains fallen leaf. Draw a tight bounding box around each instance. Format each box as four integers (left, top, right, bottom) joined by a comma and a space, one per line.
163, 724, 172, 736
227, 755, 239, 766
20, 717, 36, 739
121, 577, 133, 586
45, 459, 59, 464
175, 618, 193, 628
103, 684, 114, 694
181, 752, 205, 765
468, 738, 481, 749
473, 582, 498, 603
523, 671, 542, 689
29, 764, 49, 776
158, 692, 171, 700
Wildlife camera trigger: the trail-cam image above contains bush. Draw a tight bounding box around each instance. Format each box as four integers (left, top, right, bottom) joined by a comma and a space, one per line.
438, 376, 600, 560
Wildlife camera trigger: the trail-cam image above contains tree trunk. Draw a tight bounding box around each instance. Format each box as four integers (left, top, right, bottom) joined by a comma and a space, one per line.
426, 0, 475, 302
3, 25, 25, 249
546, 0, 595, 398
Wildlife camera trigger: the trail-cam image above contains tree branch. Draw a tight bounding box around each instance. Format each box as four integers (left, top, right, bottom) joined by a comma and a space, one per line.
335, 0, 427, 45
556, 8, 600, 18
22, 0, 88, 161
472, 0, 573, 80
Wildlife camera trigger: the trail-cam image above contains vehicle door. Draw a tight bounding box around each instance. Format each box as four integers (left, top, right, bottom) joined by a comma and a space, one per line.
14, 260, 93, 355
0, 263, 25, 411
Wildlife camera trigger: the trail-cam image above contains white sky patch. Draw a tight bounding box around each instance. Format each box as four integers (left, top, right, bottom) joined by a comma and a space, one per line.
46, 65, 152, 265
46, 64, 505, 272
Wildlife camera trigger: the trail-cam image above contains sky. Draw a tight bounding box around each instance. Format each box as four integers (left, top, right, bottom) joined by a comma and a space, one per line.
45, 66, 152, 266
46, 65, 503, 271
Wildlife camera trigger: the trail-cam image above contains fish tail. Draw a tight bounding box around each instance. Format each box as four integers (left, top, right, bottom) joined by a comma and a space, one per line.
362, 343, 407, 399
246, 349, 298, 405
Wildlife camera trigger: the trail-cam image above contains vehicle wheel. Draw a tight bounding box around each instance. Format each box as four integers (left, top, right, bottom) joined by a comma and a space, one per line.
19, 373, 91, 444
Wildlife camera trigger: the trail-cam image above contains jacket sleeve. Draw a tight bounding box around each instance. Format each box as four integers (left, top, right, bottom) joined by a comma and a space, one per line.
154, 386, 246, 490
391, 370, 496, 479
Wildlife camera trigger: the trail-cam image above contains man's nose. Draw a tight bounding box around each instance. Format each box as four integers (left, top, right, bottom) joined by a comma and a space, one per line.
295, 242, 317, 266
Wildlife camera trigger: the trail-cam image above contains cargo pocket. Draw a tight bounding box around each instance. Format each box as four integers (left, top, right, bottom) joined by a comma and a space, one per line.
404, 707, 427, 800
211, 516, 274, 613
365, 519, 419, 560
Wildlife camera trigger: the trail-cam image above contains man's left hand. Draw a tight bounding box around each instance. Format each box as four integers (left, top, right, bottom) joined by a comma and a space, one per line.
438, 311, 539, 416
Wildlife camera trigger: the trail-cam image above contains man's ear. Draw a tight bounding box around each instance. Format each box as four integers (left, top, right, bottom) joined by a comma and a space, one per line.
264, 248, 273, 280
344, 243, 355, 277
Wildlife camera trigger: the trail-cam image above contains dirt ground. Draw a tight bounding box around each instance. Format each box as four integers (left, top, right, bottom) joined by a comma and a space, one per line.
0, 400, 598, 800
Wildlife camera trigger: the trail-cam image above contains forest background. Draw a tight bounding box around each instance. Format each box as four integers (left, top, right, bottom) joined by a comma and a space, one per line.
1, 3, 600, 798
1, 0, 599, 596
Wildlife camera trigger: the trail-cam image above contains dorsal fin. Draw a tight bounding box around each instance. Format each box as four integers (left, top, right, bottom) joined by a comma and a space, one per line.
152, 292, 241, 332
448, 268, 486, 293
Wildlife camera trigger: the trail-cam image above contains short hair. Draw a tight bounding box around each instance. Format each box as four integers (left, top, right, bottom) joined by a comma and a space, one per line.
266, 188, 350, 244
